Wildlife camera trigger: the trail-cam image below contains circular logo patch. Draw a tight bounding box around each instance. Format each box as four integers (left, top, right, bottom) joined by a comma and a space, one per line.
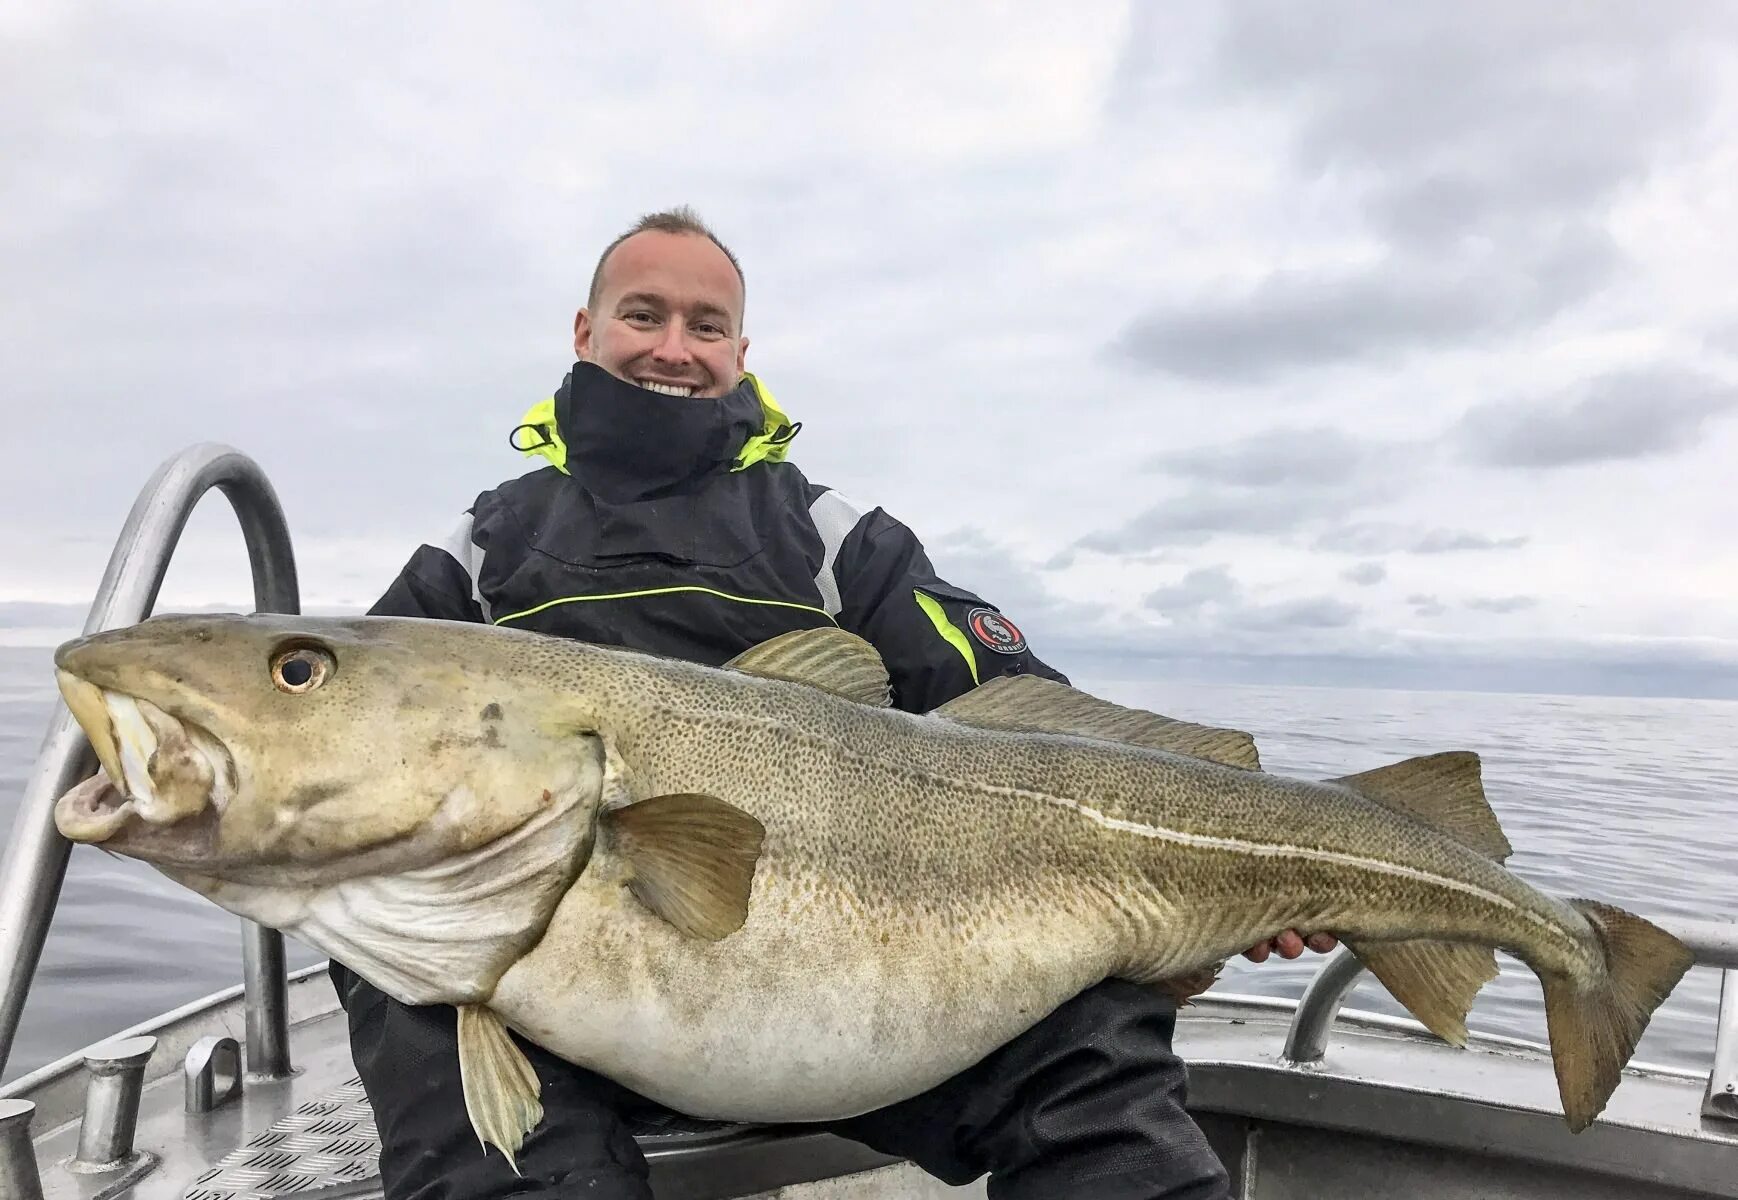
967, 607, 1027, 655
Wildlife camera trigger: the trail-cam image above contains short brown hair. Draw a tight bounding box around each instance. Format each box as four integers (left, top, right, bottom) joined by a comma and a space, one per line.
586, 206, 745, 312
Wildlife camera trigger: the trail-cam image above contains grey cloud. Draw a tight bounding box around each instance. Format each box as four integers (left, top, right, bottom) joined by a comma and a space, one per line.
1341, 562, 1386, 586
1411, 529, 1530, 554
928, 538, 1738, 703
1145, 427, 1376, 487
1467, 595, 1538, 614
1076, 487, 1346, 553
1115, 230, 1618, 382
920, 535, 1374, 676
1142, 564, 1359, 635
1315, 524, 1528, 555
1223, 596, 1361, 632
1079, 427, 1404, 556
1212, 7, 1718, 238
1110, 6, 1726, 380
1145, 566, 1237, 614
1043, 546, 1176, 571
1459, 367, 1737, 468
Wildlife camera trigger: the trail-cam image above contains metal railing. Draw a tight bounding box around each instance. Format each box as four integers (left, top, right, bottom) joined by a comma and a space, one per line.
1282, 917, 1738, 1120
0, 444, 299, 1082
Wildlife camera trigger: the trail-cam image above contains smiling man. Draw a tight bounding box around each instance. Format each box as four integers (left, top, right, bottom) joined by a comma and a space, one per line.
331, 207, 1330, 1200
576, 219, 748, 398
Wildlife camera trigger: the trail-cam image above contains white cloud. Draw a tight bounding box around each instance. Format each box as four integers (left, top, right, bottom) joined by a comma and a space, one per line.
4, 3, 1738, 696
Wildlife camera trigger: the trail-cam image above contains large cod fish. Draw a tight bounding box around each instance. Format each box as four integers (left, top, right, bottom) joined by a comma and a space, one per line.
52, 614, 1691, 1165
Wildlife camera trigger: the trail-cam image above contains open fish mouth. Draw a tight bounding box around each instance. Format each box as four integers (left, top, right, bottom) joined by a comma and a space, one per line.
54, 670, 235, 843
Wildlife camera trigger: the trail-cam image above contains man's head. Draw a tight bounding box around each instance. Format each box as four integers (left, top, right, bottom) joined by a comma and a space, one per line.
573, 207, 748, 399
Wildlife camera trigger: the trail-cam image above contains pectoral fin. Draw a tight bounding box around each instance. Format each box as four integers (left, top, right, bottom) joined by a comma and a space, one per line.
456, 1004, 543, 1173
603, 793, 765, 940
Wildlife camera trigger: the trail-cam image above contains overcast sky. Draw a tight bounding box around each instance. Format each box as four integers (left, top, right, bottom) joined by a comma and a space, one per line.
4, 3, 1737, 697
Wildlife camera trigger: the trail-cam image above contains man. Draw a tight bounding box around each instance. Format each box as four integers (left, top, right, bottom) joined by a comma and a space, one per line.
333, 207, 1333, 1199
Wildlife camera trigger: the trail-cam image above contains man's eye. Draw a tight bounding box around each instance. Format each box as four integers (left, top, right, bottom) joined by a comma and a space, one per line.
623, 311, 658, 326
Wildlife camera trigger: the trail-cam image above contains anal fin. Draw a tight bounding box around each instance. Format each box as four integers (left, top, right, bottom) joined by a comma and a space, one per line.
457, 1004, 544, 1173
1346, 938, 1498, 1047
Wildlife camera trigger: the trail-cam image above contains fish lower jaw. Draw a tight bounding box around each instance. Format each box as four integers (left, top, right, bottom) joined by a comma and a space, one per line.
54, 770, 136, 843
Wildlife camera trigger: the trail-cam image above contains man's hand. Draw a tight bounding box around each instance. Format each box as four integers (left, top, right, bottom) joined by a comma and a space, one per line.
1242, 930, 1338, 963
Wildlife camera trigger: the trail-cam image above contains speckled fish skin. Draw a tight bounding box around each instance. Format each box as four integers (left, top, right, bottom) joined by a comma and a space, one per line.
50, 613, 1690, 1133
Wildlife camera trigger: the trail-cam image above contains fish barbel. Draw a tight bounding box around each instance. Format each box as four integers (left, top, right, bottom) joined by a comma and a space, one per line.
50, 613, 1692, 1167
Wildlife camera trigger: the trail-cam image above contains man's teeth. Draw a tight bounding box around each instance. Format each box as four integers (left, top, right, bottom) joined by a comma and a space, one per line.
639, 381, 695, 397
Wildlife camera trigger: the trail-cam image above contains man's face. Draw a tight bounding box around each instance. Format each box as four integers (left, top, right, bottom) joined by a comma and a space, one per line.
573, 230, 749, 399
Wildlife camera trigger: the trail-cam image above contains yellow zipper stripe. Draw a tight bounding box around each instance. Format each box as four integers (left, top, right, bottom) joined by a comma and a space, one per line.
494, 586, 838, 628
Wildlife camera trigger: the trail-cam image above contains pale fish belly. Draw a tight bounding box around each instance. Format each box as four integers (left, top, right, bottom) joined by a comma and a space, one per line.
487, 867, 1120, 1121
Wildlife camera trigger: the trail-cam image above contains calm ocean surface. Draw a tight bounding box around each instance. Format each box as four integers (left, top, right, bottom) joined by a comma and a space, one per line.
2, 642, 1734, 1085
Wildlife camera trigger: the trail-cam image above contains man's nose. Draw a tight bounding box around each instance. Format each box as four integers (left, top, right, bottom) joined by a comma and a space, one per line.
651, 320, 693, 363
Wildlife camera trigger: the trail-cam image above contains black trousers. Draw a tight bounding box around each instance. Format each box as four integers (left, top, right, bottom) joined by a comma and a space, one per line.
331, 963, 1230, 1200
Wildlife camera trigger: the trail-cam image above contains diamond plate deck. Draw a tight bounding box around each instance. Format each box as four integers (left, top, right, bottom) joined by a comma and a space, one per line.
169, 1073, 759, 1199
181, 1077, 380, 1199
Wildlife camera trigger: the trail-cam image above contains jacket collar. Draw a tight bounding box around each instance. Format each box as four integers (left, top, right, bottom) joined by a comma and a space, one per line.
511, 365, 801, 501
552, 362, 764, 502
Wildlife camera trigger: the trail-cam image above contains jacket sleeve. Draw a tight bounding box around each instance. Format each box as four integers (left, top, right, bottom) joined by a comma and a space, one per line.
368, 512, 490, 621
832, 506, 1069, 713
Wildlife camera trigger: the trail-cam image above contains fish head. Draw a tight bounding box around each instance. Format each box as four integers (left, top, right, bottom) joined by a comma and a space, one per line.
52, 612, 607, 886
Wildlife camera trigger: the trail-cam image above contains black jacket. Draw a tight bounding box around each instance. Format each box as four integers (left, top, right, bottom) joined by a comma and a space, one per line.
370, 362, 1066, 710
344, 365, 1229, 1200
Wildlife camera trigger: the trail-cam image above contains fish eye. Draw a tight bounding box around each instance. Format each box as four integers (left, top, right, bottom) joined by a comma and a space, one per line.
270, 643, 335, 694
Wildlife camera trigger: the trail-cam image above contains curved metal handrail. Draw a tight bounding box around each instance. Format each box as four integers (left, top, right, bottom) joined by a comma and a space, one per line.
0, 444, 300, 1081
1282, 919, 1738, 1121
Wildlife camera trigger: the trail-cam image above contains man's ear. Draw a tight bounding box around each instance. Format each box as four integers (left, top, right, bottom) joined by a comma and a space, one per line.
573, 308, 593, 360
736, 335, 750, 377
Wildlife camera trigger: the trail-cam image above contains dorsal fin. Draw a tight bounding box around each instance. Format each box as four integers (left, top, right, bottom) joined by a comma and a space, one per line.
933, 675, 1260, 770
1330, 751, 1512, 860
725, 628, 891, 706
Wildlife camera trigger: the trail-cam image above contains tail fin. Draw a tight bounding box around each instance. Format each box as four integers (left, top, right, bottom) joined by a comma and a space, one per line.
1540, 900, 1694, 1131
